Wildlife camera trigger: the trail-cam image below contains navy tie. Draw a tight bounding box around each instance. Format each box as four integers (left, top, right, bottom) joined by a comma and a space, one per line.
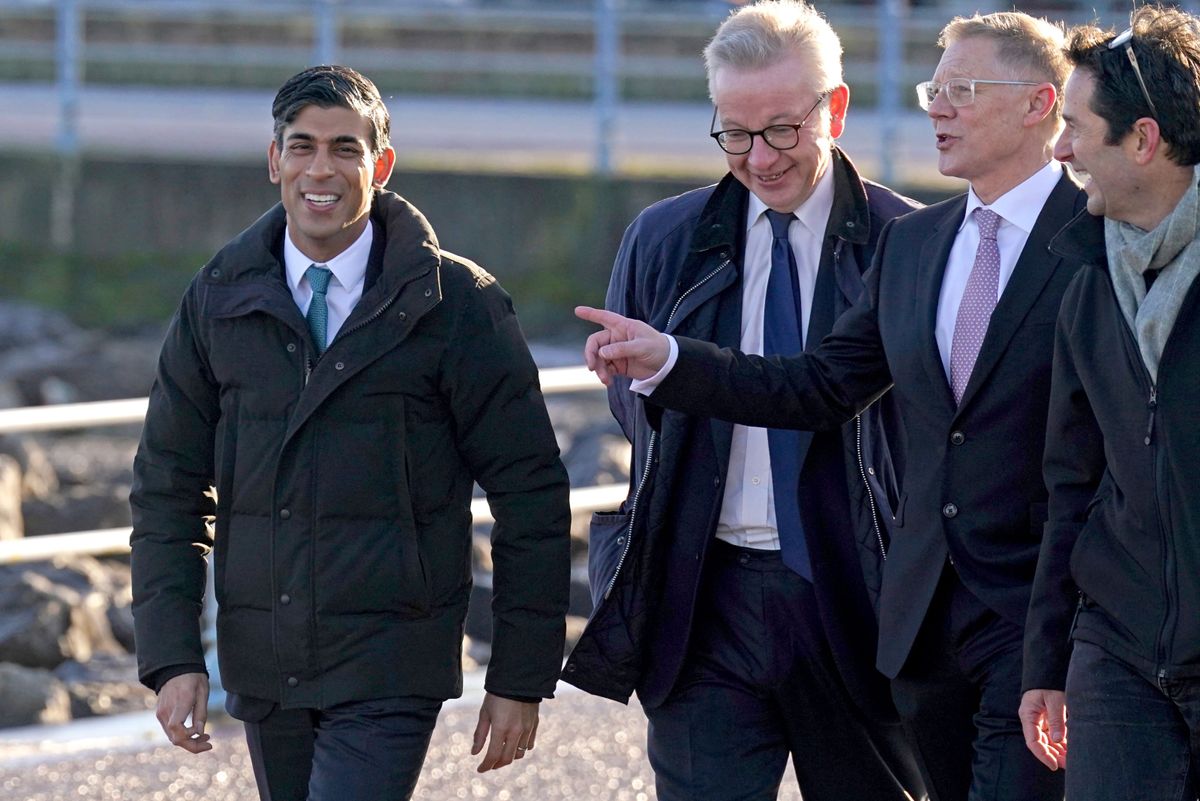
306, 264, 332, 355
763, 210, 811, 580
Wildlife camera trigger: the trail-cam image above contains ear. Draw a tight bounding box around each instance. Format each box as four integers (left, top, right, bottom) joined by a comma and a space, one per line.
828, 84, 849, 139
267, 139, 282, 185
1024, 83, 1057, 127
372, 147, 396, 189
1128, 117, 1163, 166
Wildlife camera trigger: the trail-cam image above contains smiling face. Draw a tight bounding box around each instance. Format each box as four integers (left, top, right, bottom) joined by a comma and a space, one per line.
1054, 69, 1137, 222
927, 36, 1048, 201
268, 104, 396, 263
710, 53, 846, 213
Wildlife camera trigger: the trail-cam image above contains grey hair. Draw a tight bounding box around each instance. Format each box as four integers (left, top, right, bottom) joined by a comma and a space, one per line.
703, 0, 844, 100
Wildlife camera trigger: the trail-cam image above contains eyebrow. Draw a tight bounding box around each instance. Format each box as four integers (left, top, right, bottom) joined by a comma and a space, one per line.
285, 132, 365, 146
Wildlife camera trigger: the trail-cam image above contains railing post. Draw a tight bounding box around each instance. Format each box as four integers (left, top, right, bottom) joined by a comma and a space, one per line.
876, 0, 907, 187
313, 0, 339, 66
52, 0, 82, 252
594, 0, 619, 176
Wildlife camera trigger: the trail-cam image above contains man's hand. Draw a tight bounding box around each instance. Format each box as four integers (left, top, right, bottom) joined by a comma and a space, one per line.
574, 306, 670, 386
471, 693, 539, 773
1019, 688, 1068, 770
156, 672, 212, 754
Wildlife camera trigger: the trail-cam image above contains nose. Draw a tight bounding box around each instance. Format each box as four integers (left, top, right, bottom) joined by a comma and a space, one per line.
1052, 131, 1073, 164
926, 85, 954, 120
306, 145, 336, 177
745, 133, 779, 168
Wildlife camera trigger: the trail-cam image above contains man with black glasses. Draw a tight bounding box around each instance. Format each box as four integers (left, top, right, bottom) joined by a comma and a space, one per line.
562, 2, 922, 799
1020, 8, 1200, 799
576, 10, 1085, 801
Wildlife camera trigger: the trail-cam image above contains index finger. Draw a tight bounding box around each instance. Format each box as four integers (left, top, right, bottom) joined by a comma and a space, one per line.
574, 306, 627, 329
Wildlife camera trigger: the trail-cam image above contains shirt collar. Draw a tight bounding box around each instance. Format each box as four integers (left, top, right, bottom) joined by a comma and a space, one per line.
961, 160, 1063, 234
746, 159, 836, 236
283, 222, 374, 293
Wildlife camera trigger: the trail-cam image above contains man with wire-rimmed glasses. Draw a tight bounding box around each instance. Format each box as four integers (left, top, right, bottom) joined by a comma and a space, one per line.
574, 10, 1087, 801
1020, 7, 1200, 799
561, 1, 923, 799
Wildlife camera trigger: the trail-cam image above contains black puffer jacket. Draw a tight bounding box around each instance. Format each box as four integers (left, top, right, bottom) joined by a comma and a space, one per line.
1024, 208, 1200, 690
131, 191, 571, 707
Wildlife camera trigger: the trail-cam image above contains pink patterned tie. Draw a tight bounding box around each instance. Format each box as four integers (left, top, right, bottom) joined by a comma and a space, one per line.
950, 208, 1002, 404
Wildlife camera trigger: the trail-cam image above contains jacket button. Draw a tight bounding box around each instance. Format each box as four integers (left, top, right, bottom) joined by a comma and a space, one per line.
279, 508, 291, 520
424, 288, 433, 298
950, 431, 965, 445
398, 312, 407, 321
713, 477, 720, 487
942, 503, 958, 518
209, 268, 221, 278
286, 343, 296, 353
279, 594, 291, 605
334, 361, 345, 370
867, 466, 876, 475
846, 220, 856, 228
287, 676, 299, 687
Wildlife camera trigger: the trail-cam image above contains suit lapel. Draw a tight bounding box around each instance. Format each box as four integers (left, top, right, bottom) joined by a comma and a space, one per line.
956, 174, 1079, 410
919, 196, 966, 410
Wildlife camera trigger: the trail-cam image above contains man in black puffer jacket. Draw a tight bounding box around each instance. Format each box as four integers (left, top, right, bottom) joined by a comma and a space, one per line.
1020, 9, 1200, 800
130, 65, 570, 801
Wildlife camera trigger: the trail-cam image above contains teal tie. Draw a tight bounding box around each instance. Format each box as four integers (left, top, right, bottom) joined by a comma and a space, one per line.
305, 265, 332, 355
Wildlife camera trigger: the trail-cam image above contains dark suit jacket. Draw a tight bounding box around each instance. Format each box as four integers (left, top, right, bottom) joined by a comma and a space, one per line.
651, 172, 1087, 678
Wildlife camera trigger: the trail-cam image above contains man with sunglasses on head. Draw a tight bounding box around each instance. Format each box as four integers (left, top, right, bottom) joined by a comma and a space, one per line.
576, 11, 1087, 801
1020, 7, 1200, 799
561, 2, 923, 799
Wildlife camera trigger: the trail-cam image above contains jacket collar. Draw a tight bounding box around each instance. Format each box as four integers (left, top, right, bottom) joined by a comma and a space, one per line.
202, 190, 442, 295
689, 146, 871, 255
1050, 207, 1108, 268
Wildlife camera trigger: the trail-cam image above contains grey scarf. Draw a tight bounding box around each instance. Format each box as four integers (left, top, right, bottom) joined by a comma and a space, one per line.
1104, 165, 1200, 384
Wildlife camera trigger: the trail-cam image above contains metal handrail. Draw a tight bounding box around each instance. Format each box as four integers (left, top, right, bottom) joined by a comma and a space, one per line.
0, 363, 619, 566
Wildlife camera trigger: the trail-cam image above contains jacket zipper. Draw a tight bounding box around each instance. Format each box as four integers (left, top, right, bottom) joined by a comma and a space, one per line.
855, 414, 887, 560
300, 283, 411, 388
603, 257, 733, 600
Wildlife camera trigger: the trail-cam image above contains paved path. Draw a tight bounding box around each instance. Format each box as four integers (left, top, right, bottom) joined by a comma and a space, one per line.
3, 82, 959, 190
0, 683, 807, 800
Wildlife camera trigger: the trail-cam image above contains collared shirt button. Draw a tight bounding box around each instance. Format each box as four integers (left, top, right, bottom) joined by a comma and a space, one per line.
286, 343, 296, 353
950, 431, 966, 446
279, 508, 291, 520
942, 503, 958, 518
279, 594, 291, 605
287, 676, 299, 687
751, 476, 761, 485
334, 361, 345, 370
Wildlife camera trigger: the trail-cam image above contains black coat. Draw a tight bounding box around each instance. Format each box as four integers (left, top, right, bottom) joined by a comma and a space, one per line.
562, 150, 919, 717
1024, 209, 1200, 691
130, 191, 571, 707
648, 174, 1088, 679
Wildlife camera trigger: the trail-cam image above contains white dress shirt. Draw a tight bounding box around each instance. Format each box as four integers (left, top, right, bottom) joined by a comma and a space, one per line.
283, 223, 374, 348
632, 166, 834, 550
935, 160, 1062, 377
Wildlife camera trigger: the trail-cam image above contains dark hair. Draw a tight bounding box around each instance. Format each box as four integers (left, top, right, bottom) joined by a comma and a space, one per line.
271, 65, 390, 159
1065, 5, 1200, 165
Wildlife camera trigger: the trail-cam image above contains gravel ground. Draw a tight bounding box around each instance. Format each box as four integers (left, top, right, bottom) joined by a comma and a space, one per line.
0, 689, 805, 801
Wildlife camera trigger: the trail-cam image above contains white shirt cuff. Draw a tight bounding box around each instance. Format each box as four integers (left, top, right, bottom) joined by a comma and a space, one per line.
629, 335, 679, 396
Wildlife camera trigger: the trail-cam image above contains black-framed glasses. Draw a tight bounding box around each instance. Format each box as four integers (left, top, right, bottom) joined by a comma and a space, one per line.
1108, 26, 1159, 119
709, 92, 830, 155
915, 78, 1041, 111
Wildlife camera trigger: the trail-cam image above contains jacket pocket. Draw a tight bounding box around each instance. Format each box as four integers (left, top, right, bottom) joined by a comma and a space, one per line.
587, 511, 631, 612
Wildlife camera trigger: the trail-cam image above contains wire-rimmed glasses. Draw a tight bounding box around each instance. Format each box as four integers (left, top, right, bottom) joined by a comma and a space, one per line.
914, 78, 1042, 111
709, 92, 830, 155
1108, 26, 1159, 119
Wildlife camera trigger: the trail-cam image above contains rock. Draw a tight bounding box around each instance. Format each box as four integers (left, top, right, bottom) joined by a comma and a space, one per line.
0, 557, 125, 669
21, 483, 132, 537
0, 662, 71, 727
0, 454, 21, 540
54, 653, 154, 719
0, 435, 59, 500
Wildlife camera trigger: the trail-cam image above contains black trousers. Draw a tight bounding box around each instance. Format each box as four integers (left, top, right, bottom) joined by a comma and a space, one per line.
237, 695, 442, 801
890, 566, 1063, 801
645, 541, 924, 801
